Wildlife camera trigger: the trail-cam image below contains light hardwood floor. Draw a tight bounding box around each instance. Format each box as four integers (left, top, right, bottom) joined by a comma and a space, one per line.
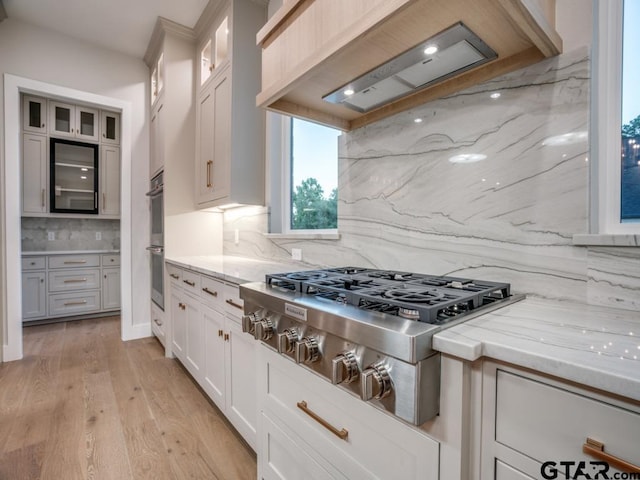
0, 316, 257, 480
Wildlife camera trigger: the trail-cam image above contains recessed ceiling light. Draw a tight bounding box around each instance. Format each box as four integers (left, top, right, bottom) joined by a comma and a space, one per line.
490, 92, 501, 99
414, 118, 423, 123
81, 167, 88, 172
424, 45, 438, 55
80, 175, 87, 180
344, 88, 355, 96
449, 153, 487, 164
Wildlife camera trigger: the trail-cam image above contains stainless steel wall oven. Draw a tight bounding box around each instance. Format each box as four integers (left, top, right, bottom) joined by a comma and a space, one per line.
146, 172, 164, 310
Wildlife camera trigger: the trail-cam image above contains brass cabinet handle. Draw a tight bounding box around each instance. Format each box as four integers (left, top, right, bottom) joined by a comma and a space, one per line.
170, 273, 179, 279
202, 287, 218, 297
63, 278, 87, 283
183, 279, 195, 287
224, 333, 229, 342
64, 300, 87, 306
103, 193, 106, 211
41, 189, 45, 208
218, 329, 223, 337
64, 260, 87, 264
206, 160, 213, 188
583, 438, 640, 473
296, 401, 348, 440
225, 299, 242, 310
178, 302, 186, 310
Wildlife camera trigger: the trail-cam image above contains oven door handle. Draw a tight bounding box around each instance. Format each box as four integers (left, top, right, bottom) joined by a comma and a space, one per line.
146, 246, 164, 255
145, 184, 164, 197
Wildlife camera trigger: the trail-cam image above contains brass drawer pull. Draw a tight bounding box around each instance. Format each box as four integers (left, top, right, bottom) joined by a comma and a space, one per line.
297, 401, 348, 440
202, 287, 218, 297
178, 303, 186, 310
218, 329, 223, 337
183, 279, 196, 287
583, 438, 640, 473
63, 278, 87, 283
64, 300, 87, 306
170, 273, 180, 279
224, 333, 229, 342
64, 260, 87, 264
206, 160, 213, 188
225, 299, 243, 310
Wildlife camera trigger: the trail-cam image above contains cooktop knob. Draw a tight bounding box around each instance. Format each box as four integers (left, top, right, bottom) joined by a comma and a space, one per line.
361, 363, 392, 401
241, 313, 259, 335
254, 318, 274, 341
295, 337, 321, 364
277, 328, 298, 353
332, 351, 359, 384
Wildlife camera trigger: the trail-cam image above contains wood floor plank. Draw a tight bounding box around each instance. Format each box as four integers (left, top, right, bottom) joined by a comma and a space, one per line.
0, 316, 257, 480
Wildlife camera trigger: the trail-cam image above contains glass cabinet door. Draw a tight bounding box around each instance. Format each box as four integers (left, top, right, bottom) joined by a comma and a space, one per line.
22, 95, 47, 134
50, 138, 99, 214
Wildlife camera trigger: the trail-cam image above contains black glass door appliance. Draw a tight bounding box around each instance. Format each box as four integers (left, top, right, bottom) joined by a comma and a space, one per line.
50, 138, 99, 214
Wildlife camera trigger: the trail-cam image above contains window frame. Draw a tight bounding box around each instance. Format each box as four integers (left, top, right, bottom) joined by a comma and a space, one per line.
592, 0, 640, 234
269, 114, 340, 235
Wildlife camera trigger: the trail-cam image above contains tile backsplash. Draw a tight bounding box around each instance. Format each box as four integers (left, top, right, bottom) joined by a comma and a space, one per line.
225, 47, 637, 312
22, 217, 120, 252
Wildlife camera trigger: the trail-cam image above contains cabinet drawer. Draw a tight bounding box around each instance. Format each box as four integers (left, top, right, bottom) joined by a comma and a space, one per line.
49, 254, 100, 269
200, 275, 224, 311
167, 263, 182, 284
48, 268, 101, 292
22, 256, 46, 270
49, 291, 100, 317
224, 283, 244, 320
262, 346, 438, 480
151, 302, 166, 346
102, 254, 120, 266
495, 370, 640, 469
181, 269, 200, 294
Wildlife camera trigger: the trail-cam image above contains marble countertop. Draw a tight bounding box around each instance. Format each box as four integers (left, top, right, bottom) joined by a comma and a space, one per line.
165, 255, 303, 284
22, 250, 120, 255
433, 297, 640, 402
164, 254, 640, 404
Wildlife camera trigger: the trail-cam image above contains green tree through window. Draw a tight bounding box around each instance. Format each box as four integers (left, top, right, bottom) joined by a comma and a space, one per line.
291, 178, 337, 229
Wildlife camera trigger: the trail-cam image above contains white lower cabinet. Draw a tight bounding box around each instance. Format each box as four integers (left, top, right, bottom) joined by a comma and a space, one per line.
167, 263, 257, 449
258, 344, 439, 480
479, 361, 640, 479
22, 270, 46, 319
21, 253, 120, 321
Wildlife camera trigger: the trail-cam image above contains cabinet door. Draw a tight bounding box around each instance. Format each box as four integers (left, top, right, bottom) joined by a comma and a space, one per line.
100, 145, 120, 216
102, 267, 121, 310
23, 95, 47, 134
150, 102, 164, 177
203, 304, 226, 409
196, 86, 215, 203
49, 101, 75, 138
75, 106, 100, 142
22, 271, 46, 319
225, 319, 257, 449
22, 133, 47, 214
196, 71, 231, 205
184, 292, 205, 380
101, 111, 120, 145
171, 289, 186, 361
210, 71, 231, 201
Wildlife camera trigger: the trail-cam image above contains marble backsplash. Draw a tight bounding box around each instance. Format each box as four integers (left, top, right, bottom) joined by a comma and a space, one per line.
22, 217, 120, 252
223, 47, 640, 312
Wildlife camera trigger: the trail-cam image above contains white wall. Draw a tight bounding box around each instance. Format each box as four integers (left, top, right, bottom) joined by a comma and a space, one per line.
0, 18, 151, 360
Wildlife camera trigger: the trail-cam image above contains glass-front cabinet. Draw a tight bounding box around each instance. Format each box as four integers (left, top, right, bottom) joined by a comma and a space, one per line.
22, 95, 47, 134
48, 101, 100, 142
50, 138, 99, 214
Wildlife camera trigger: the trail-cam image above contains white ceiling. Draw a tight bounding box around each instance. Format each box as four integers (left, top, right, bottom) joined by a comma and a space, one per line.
2, 0, 210, 58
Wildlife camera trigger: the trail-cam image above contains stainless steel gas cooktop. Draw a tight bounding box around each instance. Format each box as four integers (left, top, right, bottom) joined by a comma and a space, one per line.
240, 267, 523, 425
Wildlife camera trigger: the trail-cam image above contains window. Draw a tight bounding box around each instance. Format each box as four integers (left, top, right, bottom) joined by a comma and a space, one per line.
593, 0, 640, 233
274, 117, 341, 233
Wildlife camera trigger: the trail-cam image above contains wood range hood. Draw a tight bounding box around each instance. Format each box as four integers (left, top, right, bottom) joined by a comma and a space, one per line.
256, 0, 562, 131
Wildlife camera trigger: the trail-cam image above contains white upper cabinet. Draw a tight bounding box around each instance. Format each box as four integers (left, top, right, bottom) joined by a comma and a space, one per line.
22, 95, 47, 134
100, 110, 120, 145
48, 101, 100, 142
194, 0, 266, 209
